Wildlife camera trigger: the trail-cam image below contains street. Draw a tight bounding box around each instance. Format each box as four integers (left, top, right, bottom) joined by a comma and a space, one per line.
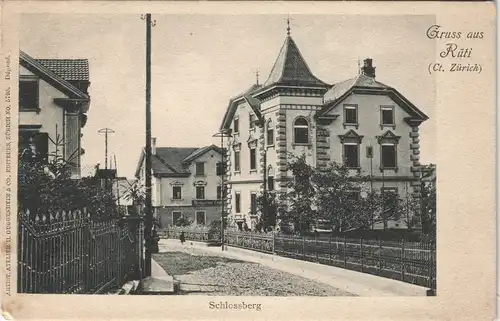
153, 240, 355, 296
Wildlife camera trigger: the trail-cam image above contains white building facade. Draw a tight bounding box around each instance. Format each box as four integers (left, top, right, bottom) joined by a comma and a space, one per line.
19, 51, 91, 177
219, 31, 429, 230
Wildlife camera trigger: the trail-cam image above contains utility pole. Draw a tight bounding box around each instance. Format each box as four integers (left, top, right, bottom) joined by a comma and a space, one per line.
142, 13, 156, 277
98, 128, 115, 170
213, 129, 232, 251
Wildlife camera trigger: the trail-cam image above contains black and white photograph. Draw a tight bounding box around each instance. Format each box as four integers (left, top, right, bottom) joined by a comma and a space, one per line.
1, 3, 496, 320
15, 12, 438, 297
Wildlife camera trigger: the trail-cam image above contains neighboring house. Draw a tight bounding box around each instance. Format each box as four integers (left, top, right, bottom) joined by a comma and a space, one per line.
19, 51, 91, 178
135, 139, 223, 228
219, 28, 429, 230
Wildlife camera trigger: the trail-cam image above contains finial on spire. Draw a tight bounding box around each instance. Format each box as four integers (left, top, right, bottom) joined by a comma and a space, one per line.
255, 69, 260, 85
286, 15, 291, 36
357, 57, 361, 75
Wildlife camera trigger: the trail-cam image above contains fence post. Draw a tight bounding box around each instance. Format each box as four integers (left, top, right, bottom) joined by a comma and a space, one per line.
343, 236, 347, 268
378, 238, 382, 276
360, 238, 363, 273
272, 233, 275, 254
401, 239, 406, 282
302, 235, 305, 260
329, 234, 332, 265
315, 233, 318, 262
427, 242, 436, 296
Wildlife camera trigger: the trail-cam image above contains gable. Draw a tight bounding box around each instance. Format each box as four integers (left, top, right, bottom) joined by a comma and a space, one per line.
19, 51, 89, 100
320, 84, 428, 122
322, 91, 415, 120
220, 84, 263, 131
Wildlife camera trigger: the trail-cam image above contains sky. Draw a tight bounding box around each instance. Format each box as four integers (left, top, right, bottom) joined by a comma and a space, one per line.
21, 14, 436, 178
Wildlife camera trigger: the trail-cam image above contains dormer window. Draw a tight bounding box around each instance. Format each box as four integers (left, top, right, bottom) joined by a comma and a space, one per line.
293, 117, 309, 144
343, 104, 358, 128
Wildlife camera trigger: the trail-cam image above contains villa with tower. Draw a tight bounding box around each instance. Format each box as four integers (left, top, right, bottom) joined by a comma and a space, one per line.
219, 24, 429, 231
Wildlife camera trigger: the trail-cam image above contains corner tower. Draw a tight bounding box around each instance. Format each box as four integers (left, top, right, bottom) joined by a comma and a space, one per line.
252, 23, 330, 194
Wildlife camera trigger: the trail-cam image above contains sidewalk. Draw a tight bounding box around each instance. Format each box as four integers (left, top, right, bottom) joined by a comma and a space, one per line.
140, 257, 176, 294
159, 238, 428, 297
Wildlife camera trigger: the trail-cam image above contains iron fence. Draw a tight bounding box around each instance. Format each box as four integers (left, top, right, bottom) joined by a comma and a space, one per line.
17, 208, 144, 294
162, 227, 436, 291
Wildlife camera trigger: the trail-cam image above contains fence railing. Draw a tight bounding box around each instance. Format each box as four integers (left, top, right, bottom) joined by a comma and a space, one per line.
18, 208, 144, 294
162, 228, 436, 291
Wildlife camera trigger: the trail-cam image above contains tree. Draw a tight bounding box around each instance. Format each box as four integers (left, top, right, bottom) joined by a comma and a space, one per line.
123, 181, 146, 216
18, 130, 118, 220
421, 165, 436, 239
277, 154, 316, 234
312, 161, 364, 232
255, 191, 278, 232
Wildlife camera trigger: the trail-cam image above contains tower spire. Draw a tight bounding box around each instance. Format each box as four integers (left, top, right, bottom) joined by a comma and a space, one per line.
255, 69, 260, 85
286, 15, 291, 36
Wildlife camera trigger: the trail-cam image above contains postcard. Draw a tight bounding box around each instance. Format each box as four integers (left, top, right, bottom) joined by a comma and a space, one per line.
0, 1, 496, 320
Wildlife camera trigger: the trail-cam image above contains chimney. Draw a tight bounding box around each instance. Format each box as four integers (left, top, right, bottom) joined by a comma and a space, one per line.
151, 137, 157, 155
361, 58, 376, 78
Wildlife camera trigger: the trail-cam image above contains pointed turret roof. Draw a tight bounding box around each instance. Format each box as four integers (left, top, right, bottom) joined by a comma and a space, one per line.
262, 35, 329, 88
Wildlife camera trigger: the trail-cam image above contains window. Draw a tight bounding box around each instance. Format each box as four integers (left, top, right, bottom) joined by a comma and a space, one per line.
381, 144, 397, 168
196, 211, 206, 226
19, 79, 39, 110
233, 118, 239, 134
249, 113, 256, 130
19, 131, 49, 163
172, 186, 182, 199
267, 119, 274, 145
172, 211, 182, 226
250, 148, 257, 170
267, 176, 274, 191
381, 106, 395, 126
216, 162, 224, 176
217, 185, 222, 199
344, 105, 358, 125
195, 162, 205, 176
196, 186, 205, 199
235, 192, 241, 213
234, 151, 241, 172
293, 117, 309, 144
250, 193, 257, 214
343, 143, 359, 168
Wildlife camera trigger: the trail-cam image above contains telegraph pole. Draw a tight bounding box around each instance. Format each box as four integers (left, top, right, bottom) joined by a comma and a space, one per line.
142, 13, 156, 277
98, 128, 115, 170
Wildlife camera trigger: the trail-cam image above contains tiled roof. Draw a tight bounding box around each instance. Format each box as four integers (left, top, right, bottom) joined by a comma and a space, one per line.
154, 147, 199, 174
323, 73, 390, 104
182, 144, 223, 164
20, 51, 89, 100
263, 35, 329, 88
151, 145, 223, 175
36, 59, 90, 81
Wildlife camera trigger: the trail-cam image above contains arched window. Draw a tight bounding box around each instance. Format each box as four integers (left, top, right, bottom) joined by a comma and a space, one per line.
294, 117, 309, 144
266, 119, 274, 146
